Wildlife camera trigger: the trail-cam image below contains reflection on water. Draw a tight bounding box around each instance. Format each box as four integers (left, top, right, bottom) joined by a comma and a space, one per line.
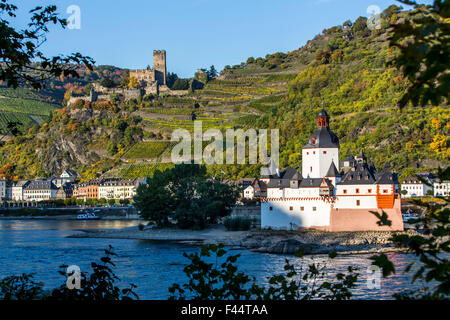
0, 220, 426, 300
0, 219, 139, 231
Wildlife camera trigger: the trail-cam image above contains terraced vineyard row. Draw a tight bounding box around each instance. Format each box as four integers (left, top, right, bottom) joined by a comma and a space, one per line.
118, 163, 175, 179
0, 111, 35, 130
0, 97, 58, 116
123, 141, 173, 159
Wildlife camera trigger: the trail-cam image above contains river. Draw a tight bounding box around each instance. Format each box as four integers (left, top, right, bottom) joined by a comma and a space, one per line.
0, 219, 427, 300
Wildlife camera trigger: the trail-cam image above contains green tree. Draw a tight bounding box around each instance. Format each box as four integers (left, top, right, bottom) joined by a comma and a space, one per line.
370, 168, 450, 299
169, 244, 358, 300
100, 78, 115, 88
166, 72, 179, 88
352, 16, 369, 34
388, 0, 449, 107
0, 246, 138, 300
134, 164, 239, 229
172, 78, 189, 90
207, 65, 218, 80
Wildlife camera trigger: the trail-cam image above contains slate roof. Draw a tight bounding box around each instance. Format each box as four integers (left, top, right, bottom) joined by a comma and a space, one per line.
375, 170, 399, 185
303, 127, 340, 148
261, 166, 301, 180
317, 107, 329, 118
338, 162, 377, 185
251, 179, 267, 189
299, 178, 325, 188
338, 160, 398, 186
24, 179, 57, 190
345, 154, 355, 161
13, 180, 30, 188
402, 177, 423, 184
61, 169, 78, 178
282, 167, 302, 180
265, 179, 292, 188
325, 161, 340, 177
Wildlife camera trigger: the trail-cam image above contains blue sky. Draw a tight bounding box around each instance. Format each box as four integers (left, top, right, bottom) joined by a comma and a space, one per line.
14, 0, 414, 77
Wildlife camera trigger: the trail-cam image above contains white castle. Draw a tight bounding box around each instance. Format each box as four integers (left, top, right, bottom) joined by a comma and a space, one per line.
259, 108, 404, 231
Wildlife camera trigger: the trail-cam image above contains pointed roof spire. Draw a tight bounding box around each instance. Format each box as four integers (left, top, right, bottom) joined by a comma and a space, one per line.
359, 146, 366, 158
317, 106, 329, 118
369, 160, 376, 173
261, 158, 279, 177
325, 160, 340, 177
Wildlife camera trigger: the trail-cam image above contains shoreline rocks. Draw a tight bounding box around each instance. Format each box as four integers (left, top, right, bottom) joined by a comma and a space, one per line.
69, 225, 418, 256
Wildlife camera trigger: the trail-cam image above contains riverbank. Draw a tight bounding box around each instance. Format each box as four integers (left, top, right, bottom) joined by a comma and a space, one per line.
0, 208, 140, 220
69, 225, 416, 255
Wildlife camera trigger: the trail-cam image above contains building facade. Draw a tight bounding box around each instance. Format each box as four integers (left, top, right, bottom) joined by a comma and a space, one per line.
23, 179, 58, 202
0, 179, 6, 201
401, 176, 433, 198
52, 170, 78, 188
434, 180, 450, 197
243, 179, 267, 200
261, 108, 403, 232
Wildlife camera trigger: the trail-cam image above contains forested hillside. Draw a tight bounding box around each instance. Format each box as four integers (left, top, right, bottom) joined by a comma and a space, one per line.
0, 5, 448, 181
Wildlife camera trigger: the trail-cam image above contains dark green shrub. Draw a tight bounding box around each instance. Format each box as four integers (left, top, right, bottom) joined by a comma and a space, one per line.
223, 216, 252, 231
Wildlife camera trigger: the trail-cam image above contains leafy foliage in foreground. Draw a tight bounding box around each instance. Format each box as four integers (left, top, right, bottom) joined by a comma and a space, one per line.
0, 0, 94, 89
0, 246, 138, 300
370, 168, 450, 300
389, 0, 449, 108
169, 244, 358, 300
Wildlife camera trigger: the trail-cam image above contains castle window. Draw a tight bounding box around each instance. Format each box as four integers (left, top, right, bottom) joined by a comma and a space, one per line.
289, 206, 293, 211
269, 207, 273, 211
312, 207, 317, 211
323, 151, 327, 154
313, 151, 316, 155
356, 188, 360, 194
343, 189, 347, 194
307, 152, 309, 155
300, 207, 304, 211
383, 190, 388, 194
356, 200, 360, 206
368, 189, 372, 193
310, 167, 313, 172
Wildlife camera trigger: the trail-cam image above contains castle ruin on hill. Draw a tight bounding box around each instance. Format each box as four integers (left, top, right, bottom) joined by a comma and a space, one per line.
130, 50, 167, 88
67, 50, 187, 106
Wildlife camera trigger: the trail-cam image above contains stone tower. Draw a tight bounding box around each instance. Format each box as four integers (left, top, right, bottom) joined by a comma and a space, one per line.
153, 50, 167, 86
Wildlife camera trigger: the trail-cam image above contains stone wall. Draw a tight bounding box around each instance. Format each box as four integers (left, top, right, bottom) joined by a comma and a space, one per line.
316, 198, 404, 232
130, 69, 155, 83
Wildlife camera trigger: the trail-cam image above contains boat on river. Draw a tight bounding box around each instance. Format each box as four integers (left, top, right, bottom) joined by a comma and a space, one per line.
76, 211, 101, 220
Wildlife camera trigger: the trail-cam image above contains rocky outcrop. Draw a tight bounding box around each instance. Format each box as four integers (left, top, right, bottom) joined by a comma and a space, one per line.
71, 225, 416, 255
258, 239, 323, 254
38, 134, 101, 173
35, 109, 112, 173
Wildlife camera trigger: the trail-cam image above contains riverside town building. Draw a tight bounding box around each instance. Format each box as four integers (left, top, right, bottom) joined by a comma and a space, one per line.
0, 170, 146, 203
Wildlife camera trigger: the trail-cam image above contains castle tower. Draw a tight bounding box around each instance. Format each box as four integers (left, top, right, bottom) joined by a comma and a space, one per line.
153, 50, 167, 86
302, 107, 340, 179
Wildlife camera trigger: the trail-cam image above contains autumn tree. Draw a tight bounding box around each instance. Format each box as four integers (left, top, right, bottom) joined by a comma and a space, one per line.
128, 76, 140, 89
0, 0, 94, 89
